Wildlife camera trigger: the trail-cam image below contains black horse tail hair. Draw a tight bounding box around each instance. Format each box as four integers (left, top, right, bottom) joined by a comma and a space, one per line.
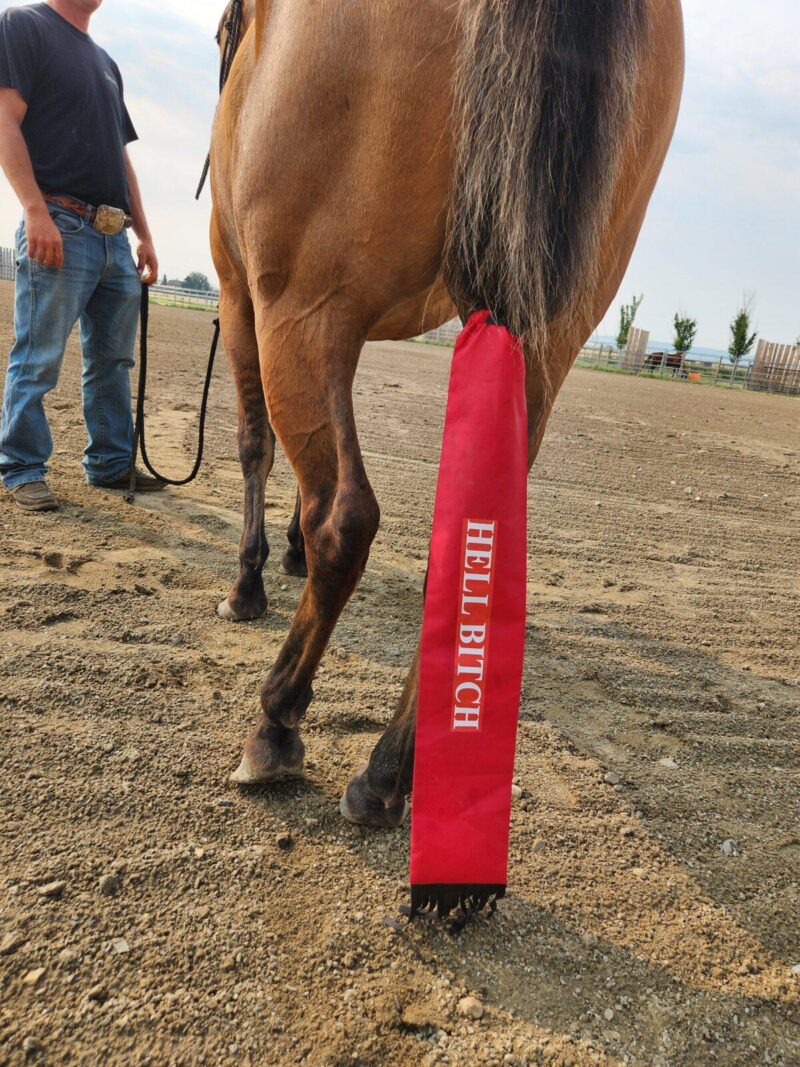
444, 0, 649, 356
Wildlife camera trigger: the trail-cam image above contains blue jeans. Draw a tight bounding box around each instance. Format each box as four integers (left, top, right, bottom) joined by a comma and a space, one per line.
0, 206, 141, 490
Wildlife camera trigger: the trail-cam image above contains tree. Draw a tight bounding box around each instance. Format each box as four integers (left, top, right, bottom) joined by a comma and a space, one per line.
161, 273, 168, 286
728, 295, 757, 381
616, 293, 644, 351
183, 272, 211, 291
672, 312, 698, 356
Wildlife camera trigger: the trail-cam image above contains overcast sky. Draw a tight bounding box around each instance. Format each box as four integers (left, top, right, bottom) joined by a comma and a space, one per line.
1, 0, 798, 350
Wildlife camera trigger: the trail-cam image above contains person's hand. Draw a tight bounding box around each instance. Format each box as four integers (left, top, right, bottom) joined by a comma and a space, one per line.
136, 239, 159, 285
26, 206, 63, 269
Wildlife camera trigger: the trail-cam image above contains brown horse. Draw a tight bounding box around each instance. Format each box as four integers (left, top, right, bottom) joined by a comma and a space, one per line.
209, 0, 684, 826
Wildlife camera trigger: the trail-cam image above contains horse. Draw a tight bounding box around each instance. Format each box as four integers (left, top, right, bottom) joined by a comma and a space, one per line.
643, 350, 686, 376
208, 0, 684, 828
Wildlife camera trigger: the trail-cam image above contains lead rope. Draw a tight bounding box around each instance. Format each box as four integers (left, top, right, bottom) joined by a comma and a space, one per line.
195, 0, 245, 200
125, 286, 221, 503
127, 0, 241, 501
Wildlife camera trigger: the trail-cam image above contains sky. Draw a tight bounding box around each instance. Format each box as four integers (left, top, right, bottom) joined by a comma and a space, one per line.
1, 0, 799, 351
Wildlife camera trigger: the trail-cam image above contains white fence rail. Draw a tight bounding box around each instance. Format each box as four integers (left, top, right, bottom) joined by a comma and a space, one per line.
418, 320, 799, 397
149, 284, 219, 308
0, 246, 14, 281
2, 253, 797, 396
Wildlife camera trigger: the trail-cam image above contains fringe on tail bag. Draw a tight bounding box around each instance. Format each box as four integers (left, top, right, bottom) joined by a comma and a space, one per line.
410, 311, 527, 920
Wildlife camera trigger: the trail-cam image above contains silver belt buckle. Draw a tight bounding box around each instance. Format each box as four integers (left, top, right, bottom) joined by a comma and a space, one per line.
94, 205, 125, 235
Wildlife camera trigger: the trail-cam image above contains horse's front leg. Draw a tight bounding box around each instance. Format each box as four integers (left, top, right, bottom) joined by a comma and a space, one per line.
230, 313, 379, 784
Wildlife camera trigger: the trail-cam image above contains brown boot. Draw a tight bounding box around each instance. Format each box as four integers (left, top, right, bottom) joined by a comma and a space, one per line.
11, 480, 60, 512
91, 469, 166, 493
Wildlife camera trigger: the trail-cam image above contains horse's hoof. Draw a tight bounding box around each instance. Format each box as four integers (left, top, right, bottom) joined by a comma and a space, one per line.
217, 596, 267, 622
340, 766, 409, 828
279, 551, 308, 579
230, 734, 305, 785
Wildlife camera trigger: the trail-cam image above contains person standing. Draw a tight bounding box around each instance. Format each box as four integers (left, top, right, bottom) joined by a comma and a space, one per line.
0, 0, 164, 511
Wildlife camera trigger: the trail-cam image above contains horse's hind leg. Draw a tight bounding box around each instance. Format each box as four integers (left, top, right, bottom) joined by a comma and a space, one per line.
342, 647, 418, 827
216, 283, 276, 622
342, 350, 569, 826
231, 310, 379, 784
280, 487, 307, 578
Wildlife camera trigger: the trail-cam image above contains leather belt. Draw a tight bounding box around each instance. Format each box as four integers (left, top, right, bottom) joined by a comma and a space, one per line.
44, 195, 134, 236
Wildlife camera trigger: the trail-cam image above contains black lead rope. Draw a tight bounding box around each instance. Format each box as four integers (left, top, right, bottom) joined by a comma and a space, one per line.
125, 287, 221, 504
195, 0, 245, 200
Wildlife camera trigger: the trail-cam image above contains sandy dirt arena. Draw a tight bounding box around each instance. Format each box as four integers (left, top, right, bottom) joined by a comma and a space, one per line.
0, 280, 798, 1066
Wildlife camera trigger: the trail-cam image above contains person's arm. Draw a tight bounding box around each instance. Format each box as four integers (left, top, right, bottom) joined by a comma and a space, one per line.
0, 87, 62, 268
124, 148, 158, 284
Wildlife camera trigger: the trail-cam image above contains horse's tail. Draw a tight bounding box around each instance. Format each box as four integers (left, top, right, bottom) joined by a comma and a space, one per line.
443, 0, 649, 352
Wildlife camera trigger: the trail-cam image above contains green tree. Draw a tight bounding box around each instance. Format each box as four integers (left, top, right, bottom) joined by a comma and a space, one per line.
183, 272, 212, 291
161, 272, 168, 286
672, 312, 698, 357
616, 293, 644, 351
728, 296, 757, 380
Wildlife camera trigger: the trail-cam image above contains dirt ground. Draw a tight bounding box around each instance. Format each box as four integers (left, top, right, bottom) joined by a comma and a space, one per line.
0, 280, 798, 1067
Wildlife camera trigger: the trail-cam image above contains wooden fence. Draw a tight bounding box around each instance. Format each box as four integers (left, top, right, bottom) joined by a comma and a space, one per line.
747, 340, 800, 396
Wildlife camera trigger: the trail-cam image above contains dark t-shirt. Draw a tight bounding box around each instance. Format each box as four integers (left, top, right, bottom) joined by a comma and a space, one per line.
0, 3, 137, 212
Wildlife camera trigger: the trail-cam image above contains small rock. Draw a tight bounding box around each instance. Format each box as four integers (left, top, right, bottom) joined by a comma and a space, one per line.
276, 832, 293, 851
86, 984, 108, 1003
22, 1037, 42, 1058
216, 797, 234, 808
110, 938, 129, 954
0, 931, 24, 956
721, 839, 738, 856
658, 757, 678, 769
458, 996, 484, 1020
790, 963, 800, 976
98, 874, 120, 897
57, 948, 79, 969
603, 1008, 615, 1022
22, 967, 46, 987
335, 646, 347, 659
532, 839, 545, 853
171, 633, 186, 646
510, 785, 523, 801
383, 915, 404, 934
38, 881, 66, 900
604, 771, 621, 786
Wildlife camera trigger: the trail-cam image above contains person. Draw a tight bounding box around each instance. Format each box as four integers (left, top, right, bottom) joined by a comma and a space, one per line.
0, 0, 164, 512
